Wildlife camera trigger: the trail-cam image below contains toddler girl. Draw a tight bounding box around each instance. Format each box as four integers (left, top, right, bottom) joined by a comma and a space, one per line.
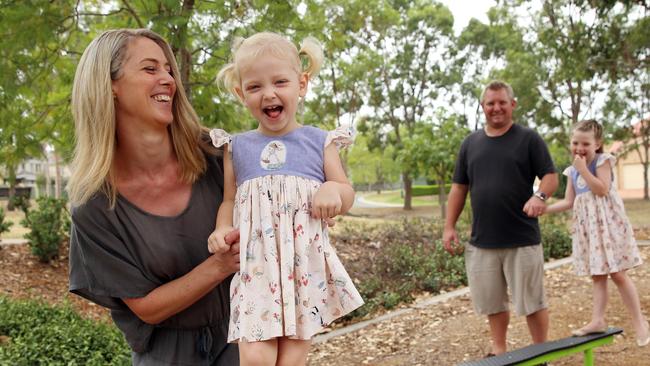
208, 32, 364, 365
546, 119, 649, 347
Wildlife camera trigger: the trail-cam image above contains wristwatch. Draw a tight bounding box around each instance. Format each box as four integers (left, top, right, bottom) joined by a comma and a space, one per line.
533, 190, 548, 201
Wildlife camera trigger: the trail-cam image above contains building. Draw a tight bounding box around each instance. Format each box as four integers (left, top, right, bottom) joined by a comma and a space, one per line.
608, 120, 649, 199
6, 152, 70, 199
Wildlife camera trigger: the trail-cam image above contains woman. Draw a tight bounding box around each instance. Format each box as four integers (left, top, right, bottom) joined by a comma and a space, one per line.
67, 29, 239, 365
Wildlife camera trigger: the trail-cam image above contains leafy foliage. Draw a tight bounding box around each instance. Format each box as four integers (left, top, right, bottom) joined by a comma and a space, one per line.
333, 218, 467, 317
540, 213, 573, 261
0, 296, 130, 365
334, 213, 573, 319
21, 197, 70, 263
0, 208, 13, 238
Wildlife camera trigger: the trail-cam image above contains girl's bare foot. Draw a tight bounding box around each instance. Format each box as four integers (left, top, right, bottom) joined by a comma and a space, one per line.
637, 321, 650, 347
571, 320, 608, 337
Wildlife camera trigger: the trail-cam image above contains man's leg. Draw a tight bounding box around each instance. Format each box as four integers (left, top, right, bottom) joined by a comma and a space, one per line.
488, 311, 510, 355
465, 245, 510, 354
525, 308, 549, 344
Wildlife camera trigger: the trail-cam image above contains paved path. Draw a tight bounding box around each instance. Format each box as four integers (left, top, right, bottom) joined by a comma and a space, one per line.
0, 238, 28, 246
353, 195, 403, 208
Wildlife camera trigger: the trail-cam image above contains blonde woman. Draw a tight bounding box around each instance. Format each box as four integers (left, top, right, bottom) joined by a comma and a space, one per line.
68, 29, 240, 365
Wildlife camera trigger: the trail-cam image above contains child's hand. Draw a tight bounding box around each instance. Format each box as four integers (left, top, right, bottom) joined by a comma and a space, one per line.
311, 182, 342, 219
208, 226, 236, 254
573, 155, 588, 174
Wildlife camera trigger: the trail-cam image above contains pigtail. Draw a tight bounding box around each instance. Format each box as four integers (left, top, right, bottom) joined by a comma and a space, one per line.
216, 36, 246, 101
299, 36, 324, 79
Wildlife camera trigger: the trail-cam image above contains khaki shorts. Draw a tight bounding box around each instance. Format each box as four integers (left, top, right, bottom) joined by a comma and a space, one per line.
464, 244, 547, 316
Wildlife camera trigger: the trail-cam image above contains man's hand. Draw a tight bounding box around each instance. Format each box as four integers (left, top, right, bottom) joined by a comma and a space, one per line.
443, 227, 463, 255
523, 196, 546, 217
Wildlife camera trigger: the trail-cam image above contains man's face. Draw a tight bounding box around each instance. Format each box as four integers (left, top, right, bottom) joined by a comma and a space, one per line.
481, 88, 516, 130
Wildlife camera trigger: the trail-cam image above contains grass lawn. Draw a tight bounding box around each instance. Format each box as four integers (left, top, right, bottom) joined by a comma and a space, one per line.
623, 198, 650, 229
361, 189, 439, 207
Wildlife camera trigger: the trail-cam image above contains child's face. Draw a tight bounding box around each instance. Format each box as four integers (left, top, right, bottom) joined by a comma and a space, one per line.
236, 55, 308, 136
570, 129, 601, 163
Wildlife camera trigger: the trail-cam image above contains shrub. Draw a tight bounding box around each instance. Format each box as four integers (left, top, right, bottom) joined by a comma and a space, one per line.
335, 217, 468, 318
411, 184, 451, 197
21, 197, 70, 263
0, 208, 13, 238
540, 214, 572, 260
0, 296, 130, 365
335, 212, 572, 320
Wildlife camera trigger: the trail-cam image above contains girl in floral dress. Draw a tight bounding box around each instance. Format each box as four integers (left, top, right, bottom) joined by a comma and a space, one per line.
207, 32, 364, 365
546, 119, 649, 347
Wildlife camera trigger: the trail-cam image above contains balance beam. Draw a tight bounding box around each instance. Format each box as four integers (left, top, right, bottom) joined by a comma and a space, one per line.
458, 327, 623, 366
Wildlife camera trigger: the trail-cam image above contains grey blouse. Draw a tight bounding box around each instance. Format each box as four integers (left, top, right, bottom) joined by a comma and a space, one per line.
69, 155, 239, 365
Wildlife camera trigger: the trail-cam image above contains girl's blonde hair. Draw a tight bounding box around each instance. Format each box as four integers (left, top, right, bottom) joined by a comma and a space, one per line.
68, 28, 211, 207
216, 32, 324, 100
573, 119, 604, 153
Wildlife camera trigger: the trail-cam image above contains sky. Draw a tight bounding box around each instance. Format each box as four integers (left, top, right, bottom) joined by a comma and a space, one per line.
439, 0, 497, 35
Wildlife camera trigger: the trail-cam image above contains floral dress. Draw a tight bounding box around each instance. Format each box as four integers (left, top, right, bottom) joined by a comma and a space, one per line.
210, 126, 364, 343
566, 153, 642, 276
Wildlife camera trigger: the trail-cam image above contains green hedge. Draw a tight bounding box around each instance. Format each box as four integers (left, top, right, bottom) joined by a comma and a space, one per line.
0, 296, 130, 365
412, 184, 451, 197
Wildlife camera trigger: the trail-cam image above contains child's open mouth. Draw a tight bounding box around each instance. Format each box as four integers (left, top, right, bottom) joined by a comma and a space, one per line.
263, 105, 283, 118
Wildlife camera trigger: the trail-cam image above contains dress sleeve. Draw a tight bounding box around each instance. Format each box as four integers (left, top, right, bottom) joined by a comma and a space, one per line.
68, 200, 159, 310
562, 166, 573, 177
324, 126, 355, 151
209, 129, 232, 152
596, 153, 616, 168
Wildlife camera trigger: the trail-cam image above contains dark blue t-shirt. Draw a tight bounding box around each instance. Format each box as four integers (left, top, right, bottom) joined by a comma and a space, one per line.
452, 123, 556, 248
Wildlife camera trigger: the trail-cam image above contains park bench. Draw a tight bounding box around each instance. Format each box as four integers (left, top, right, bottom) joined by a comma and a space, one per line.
458, 327, 623, 366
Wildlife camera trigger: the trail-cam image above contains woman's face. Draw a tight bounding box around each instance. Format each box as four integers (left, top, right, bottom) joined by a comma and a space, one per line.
111, 37, 176, 129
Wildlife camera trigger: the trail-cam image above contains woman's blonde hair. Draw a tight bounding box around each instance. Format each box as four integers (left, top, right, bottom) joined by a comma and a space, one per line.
68, 28, 211, 207
216, 32, 324, 100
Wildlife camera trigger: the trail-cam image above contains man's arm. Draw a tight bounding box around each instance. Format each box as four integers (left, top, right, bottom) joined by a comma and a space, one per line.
523, 172, 559, 217
443, 183, 469, 255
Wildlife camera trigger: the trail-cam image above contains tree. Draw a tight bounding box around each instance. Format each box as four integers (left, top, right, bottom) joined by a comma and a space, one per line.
361, 0, 455, 210
0, 1, 75, 207
347, 134, 400, 193
601, 8, 649, 199
399, 113, 469, 219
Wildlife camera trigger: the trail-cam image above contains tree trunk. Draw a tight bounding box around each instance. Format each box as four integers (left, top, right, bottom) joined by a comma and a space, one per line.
438, 178, 446, 220
54, 152, 61, 199
6, 167, 17, 211
402, 172, 412, 210
179, 0, 195, 98
642, 146, 650, 201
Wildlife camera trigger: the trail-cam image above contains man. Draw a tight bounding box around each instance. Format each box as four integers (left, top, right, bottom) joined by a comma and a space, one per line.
443, 80, 558, 357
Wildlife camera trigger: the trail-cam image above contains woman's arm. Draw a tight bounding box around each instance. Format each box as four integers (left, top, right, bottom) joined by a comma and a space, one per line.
312, 143, 355, 219
123, 245, 239, 324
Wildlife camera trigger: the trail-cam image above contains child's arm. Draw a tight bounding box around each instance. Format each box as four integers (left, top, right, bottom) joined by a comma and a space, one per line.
545, 177, 576, 214
208, 145, 237, 253
312, 143, 355, 220
573, 156, 612, 196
